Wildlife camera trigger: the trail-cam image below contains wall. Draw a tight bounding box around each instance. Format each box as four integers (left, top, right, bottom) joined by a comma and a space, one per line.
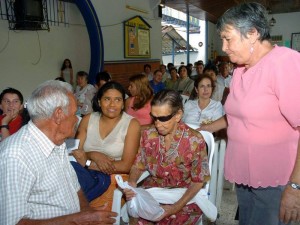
0, 0, 162, 99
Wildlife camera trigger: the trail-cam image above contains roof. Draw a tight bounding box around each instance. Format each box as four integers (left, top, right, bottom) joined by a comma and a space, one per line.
162, 25, 198, 55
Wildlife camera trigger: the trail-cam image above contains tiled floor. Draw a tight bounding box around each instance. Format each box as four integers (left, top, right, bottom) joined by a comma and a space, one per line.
208, 180, 300, 225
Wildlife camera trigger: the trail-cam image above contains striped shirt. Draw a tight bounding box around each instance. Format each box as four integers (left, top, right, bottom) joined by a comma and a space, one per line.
0, 121, 80, 225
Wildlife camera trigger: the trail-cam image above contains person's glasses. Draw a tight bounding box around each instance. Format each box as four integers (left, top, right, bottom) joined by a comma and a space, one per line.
150, 112, 176, 122
2, 99, 21, 105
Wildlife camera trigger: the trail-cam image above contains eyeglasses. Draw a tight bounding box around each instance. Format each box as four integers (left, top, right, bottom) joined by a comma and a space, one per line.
2, 99, 21, 105
150, 112, 176, 122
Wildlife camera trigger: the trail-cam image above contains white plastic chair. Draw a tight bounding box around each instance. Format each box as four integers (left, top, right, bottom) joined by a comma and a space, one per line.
112, 129, 216, 225
181, 94, 189, 105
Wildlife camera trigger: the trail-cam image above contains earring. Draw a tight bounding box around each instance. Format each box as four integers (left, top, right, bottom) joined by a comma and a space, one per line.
250, 46, 254, 54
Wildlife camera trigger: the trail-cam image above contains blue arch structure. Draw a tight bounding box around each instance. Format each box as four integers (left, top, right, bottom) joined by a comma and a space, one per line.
74, 0, 103, 84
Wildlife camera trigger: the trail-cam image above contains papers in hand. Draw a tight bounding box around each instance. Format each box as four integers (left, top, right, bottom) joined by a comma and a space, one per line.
65, 138, 80, 162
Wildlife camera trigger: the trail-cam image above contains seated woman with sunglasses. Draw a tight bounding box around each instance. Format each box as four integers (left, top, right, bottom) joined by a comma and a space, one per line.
123, 90, 210, 225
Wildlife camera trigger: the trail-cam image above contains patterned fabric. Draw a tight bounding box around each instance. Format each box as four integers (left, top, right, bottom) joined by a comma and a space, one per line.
74, 84, 96, 115
133, 122, 210, 224
0, 121, 80, 225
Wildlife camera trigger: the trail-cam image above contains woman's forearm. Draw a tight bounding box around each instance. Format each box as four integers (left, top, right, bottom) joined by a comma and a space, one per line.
200, 115, 228, 133
172, 182, 203, 214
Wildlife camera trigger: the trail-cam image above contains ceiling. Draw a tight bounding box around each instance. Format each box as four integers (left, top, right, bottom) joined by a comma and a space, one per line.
163, 0, 300, 23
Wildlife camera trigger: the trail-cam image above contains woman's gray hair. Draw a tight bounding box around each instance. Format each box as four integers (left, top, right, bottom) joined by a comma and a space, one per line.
151, 89, 184, 114
216, 2, 271, 41
27, 80, 73, 121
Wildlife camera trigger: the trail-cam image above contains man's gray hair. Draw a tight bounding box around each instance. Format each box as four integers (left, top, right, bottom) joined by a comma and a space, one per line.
27, 80, 74, 121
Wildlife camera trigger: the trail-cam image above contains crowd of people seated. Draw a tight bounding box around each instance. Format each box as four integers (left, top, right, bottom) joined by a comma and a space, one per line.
0, 57, 230, 225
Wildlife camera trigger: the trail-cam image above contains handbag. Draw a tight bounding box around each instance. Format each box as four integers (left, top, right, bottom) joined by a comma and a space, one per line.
71, 161, 111, 202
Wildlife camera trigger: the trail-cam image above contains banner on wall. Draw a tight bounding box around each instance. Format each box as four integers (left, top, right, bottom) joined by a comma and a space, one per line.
124, 16, 151, 58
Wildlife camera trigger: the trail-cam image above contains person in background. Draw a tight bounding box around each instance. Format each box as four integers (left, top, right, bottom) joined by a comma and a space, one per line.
166, 62, 175, 74
0, 88, 29, 141
174, 65, 194, 96
0, 80, 116, 225
60, 58, 74, 86
95, 71, 112, 90
74, 71, 96, 116
123, 90, 209, 224
164, 67, 178, 90
72, 81, 141, 210
55, 76, 66, 82
125, 74, 153, 126
142, 64, 153, 81
190, 61, 205, 81
159, 64, 170, 83
150, 69, 165, 94
201, 3, 300, 225
183, 75, 224, 128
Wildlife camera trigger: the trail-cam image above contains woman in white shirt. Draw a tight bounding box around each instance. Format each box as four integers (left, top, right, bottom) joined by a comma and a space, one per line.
182, 75, 224, 128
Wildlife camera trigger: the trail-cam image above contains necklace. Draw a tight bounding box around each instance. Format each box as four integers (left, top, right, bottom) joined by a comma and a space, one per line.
158, 128, 185, 163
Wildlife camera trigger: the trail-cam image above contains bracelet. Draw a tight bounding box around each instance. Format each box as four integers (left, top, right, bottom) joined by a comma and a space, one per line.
288, 181, 300, 190
0, 125, 9, 129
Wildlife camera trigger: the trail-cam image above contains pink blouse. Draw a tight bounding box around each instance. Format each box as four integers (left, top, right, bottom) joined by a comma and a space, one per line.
126, 97, 152, 125
224, 46, 300, 188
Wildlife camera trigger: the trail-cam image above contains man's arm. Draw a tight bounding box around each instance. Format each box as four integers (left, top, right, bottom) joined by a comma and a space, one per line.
17, 210, 117, 225
17, 188, 117, 225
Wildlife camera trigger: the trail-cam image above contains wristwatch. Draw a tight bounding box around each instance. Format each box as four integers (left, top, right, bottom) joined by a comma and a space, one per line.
288, 181, 300, 190
84, 159, 92, 169
0, 125, 9, 129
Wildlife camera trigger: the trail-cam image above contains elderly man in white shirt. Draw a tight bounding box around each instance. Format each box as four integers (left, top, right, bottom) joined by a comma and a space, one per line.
0, 80, 116, 225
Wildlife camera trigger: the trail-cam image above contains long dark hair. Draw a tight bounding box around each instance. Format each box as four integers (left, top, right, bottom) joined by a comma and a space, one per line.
92, 81, 126, 113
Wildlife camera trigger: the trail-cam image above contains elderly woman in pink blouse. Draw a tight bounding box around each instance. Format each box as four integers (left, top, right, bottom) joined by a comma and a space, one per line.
201, 3, 300, 225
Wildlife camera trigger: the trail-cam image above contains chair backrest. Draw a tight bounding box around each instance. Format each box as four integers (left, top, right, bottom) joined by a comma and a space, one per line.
199, 130, 215, 175
181, 94, 189, 105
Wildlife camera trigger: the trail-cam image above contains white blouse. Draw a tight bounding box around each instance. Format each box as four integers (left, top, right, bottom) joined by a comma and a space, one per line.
182, 99, 224, 127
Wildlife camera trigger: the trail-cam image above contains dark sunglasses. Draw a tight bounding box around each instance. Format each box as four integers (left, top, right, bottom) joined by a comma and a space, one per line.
150, 112, 176, 122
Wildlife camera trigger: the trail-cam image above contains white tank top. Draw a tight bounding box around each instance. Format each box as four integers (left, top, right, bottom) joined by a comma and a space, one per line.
83, 112, 133, 160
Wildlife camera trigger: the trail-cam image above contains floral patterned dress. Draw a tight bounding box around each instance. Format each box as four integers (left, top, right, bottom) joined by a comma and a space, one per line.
133, 122, 210, 225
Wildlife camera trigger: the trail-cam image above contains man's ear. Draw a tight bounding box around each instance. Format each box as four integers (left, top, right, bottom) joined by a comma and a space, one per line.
53, 107, 64, 125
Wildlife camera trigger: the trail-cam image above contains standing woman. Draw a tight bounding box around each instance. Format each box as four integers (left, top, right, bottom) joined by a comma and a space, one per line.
60, 58, 74, 86
125, 74, 153, 126
201, 3, 300, 225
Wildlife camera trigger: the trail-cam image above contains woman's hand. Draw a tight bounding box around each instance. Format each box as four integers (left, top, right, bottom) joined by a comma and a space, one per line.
123, 188, 136, 201
92, 152, 116, 174
72, 149, 87, 167
156, 204, 179, 221
2, 109, 19, 125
